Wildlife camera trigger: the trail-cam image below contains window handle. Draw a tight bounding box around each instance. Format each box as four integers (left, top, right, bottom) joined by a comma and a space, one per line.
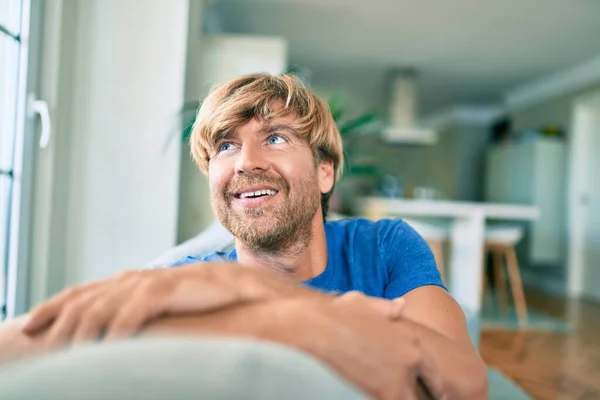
27, 94, 51, 148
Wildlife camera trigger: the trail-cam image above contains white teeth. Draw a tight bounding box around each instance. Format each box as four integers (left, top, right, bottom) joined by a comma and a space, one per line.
239, 189, 278, 198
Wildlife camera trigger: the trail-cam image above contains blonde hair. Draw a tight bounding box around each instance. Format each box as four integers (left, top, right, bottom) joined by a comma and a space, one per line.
189, 73, 344, 181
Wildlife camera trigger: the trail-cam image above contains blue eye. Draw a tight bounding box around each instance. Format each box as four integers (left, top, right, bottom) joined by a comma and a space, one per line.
267, 135, 286, 145
219, 142, 234, 152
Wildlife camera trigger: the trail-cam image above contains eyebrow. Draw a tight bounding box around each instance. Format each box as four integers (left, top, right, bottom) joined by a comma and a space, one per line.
215, 129, 234, 142
259, 123, 298, 136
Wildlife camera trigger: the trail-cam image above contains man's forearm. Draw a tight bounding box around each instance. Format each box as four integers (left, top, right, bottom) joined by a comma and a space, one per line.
0, 316, 51, 364
149, 302, 488, 399
0, 264, 329, 365
142, 300, 323, 351
399, 319, 488, 399
144, 299, 445, 400
0, 302, 311, 365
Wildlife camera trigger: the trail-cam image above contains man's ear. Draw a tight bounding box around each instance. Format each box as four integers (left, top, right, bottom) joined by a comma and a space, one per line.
318, 159, 335, 194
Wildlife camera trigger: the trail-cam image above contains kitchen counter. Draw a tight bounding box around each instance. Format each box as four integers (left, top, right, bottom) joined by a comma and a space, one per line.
357, 197, 540, 322
359, 197, 540, 220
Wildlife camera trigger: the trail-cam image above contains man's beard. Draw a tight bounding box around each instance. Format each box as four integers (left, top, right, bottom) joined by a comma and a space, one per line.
211, 170, 321, 254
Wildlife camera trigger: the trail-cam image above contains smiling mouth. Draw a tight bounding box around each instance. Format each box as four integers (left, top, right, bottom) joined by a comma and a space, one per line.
235, 189, 279, 199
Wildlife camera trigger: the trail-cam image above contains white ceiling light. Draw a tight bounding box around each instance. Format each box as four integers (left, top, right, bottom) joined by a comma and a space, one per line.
382, 68, 437, 145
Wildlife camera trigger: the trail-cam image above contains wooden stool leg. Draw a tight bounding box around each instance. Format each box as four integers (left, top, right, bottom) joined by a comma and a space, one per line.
428, 240, 445, 283
481, 247, 488, 300
505, 246, 528, 325
493, 248, 508, 314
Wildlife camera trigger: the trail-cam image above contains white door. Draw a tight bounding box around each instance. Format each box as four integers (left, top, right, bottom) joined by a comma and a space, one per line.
568, 93, 600, 301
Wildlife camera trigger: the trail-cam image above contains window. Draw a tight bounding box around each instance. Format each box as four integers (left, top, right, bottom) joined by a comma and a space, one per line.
1, 0, 28, 320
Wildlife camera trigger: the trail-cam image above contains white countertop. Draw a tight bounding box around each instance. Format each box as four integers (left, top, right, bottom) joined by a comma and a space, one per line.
358, 197, 541, 220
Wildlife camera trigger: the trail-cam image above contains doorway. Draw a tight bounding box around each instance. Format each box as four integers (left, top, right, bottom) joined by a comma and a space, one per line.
568, 92, 600, 301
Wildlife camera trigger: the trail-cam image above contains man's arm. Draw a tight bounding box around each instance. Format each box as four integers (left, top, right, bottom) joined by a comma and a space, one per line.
21, 263, 327, 341
0, 316, 66, 365
400, 286, 488, 399
135, 294, 446, 400
2, 294, 443, 400
381, 220, 488, 398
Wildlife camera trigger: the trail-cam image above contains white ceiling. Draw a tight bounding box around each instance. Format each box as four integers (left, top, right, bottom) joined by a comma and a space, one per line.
212, 0, 600, 115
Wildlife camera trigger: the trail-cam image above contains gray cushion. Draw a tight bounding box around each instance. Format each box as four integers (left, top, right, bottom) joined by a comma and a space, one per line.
0, 338, 366, 400
145, 219, 234, 268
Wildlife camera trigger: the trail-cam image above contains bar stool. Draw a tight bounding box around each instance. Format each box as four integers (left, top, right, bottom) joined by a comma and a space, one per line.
484, 225, 528, 325
404, 219, 449, 283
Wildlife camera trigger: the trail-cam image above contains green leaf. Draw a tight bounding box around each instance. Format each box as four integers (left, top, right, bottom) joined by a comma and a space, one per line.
327, 91, 345, 123
182, 114, 196, 141
177, 100, 201, 142
339, 114, 378, 135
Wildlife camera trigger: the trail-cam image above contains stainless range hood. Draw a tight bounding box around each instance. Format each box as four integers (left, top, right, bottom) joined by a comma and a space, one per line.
381, 68, 437, 145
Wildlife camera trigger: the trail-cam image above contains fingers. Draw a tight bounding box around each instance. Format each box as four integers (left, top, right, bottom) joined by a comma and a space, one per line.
71, 285, 132, 343
415, 347, 446, 400
103, 295, 159, 341
22, 267, 249, 346
23, 282, 103, 334
70, 278, 158, 343
43, 290, 99, 347
71, 305, 113, 343
29, 276, 146, 345
416, 377, 438, 400
21, 301, 61, 334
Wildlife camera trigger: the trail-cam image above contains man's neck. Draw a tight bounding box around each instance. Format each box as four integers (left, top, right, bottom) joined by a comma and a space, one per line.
234, 213, 328, 282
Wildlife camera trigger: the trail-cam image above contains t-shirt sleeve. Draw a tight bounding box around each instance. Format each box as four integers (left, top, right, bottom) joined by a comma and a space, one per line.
169, 255, 206, 267
168, 251, 233, 267
381, 219, 447, 299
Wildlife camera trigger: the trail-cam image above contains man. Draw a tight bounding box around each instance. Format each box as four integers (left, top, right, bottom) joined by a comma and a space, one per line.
1, 73, 487, 399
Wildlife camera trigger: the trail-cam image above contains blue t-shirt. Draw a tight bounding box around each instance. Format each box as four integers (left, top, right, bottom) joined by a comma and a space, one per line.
171, 218, 446, 299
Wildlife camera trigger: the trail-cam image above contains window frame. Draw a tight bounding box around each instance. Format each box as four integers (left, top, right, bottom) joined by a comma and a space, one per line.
1, 0, 43, 319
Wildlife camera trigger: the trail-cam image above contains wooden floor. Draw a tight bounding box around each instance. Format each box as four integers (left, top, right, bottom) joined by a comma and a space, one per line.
480, 288, 600, 400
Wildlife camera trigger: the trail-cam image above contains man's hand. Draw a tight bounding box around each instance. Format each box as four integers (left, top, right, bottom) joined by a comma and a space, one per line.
21, 263, 317, 344
141, 291, 441, 400
262, 292, 446, 400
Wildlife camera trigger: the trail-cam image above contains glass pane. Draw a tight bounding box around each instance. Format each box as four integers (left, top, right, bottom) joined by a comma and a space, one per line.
0, 32, 20, 171
0, 175, 10, 319
0, 0, 23, 36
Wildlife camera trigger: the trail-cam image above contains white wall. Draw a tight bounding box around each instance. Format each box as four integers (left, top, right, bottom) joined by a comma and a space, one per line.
177, 34, 288, 242
509, 80, 600, 296
176, 0, 212, 244
29, 0, 188, 302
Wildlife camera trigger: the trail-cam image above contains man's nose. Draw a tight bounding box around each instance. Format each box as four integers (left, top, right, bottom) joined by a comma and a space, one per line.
235, 143, 269, 174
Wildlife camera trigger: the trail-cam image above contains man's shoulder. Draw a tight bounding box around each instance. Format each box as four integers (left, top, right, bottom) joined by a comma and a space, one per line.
326, 217, 411, 240
326, 217, 427, 259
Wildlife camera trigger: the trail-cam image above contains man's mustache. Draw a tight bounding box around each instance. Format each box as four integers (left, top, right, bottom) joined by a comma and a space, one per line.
225, 173, 290, 197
